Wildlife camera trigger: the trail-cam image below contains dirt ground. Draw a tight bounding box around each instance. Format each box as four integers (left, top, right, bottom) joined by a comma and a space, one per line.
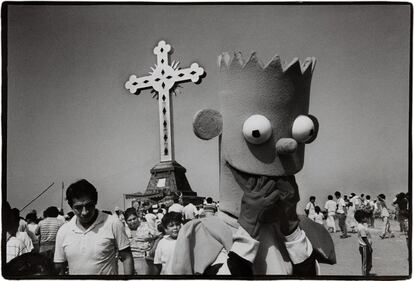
319, 218, 410, 277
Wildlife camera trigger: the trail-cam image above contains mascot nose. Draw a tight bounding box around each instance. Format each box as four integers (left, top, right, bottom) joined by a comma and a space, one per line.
275, 138, 298, 154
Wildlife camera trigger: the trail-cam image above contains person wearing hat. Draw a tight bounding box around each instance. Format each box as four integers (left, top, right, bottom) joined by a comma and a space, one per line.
377, 194, 394, 239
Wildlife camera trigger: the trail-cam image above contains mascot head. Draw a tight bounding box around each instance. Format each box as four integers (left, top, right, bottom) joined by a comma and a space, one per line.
193, 52, 319, 217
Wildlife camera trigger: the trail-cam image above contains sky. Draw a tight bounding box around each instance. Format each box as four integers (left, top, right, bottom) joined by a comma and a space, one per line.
4, 4, 410, 216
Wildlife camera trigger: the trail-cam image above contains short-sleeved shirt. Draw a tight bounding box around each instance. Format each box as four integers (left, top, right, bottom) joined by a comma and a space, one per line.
314, 213, 324, 225
16, 231, 34, 253
154, 236, 177, 274
336, 198, 346, 214
357, 223, 371, 246
37, 217, 65, 247
7, 236, 28, 262
183, 203, 197, 220
324, 200, 337, 214
168, 203, 184, 214
54, 210, 130, 275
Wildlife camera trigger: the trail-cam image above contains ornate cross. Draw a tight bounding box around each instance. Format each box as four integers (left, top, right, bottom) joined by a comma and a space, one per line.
125, 40, 204, 162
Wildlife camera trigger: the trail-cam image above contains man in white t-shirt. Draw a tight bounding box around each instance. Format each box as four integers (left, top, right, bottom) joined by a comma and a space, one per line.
324, 195, 337, 233
182, 202, 198, 222
54, 179, 134, 275
335, 191, 349, 238
168, 198, 184, 214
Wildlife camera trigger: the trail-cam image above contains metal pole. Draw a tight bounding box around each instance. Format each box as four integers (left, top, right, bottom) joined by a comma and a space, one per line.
20, 182, 55, 212
61, 182, 64, 211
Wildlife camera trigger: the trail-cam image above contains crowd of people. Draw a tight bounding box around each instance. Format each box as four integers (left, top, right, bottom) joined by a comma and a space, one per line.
304, 190, 409, 276
304, 191, 409, 239
4, 180, 408, 277
3, 179, 219, 276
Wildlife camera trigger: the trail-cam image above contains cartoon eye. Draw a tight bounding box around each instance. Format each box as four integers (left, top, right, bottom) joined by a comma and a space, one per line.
242, 115, 272, 144
292, 115, 319, 143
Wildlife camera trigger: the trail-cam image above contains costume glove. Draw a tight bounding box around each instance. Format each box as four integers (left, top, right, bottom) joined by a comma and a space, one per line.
237, 176, 280, 239
275, 176, 300, 236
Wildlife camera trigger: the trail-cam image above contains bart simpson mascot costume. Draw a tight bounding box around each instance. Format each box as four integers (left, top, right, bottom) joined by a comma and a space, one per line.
171, 51, 336, 276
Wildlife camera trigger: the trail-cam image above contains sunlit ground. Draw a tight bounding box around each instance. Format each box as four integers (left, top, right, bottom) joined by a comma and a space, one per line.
319, 218, 409, 276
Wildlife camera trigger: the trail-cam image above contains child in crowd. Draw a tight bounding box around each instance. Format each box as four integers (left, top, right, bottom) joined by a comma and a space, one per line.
354, 209, 373, 276
154, 212, 183, 274
314, 206, 324, 225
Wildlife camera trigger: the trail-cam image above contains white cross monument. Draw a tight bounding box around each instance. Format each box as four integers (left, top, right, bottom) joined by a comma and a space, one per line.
125, 40, 204, 162
124, 40, 204, 204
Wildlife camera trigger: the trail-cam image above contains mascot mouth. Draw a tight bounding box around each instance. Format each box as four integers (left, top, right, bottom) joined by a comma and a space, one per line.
225, 161, 282, 190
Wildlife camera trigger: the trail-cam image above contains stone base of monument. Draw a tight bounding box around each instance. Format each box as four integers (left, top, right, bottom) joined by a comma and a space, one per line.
146, 161, 204, 206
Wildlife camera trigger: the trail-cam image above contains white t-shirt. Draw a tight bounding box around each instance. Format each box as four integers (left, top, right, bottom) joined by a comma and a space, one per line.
168, 203, 184, 214
54, 210, 130, 275
16, 231, 34, 253
154, 235, 177, 274
7, 236, 28, 262
324, 200, 337, 214
183, 203, 197, 220
336, 198, 346, 214
357, 223, 372, 246
314, 213, 324, 225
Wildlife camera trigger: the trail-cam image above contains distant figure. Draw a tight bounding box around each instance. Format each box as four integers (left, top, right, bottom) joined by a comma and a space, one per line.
54, 179, 134, 275
6, 204, 28, 262
354, 209, 373, 276
313, 206, 324, 225
393, 192, 408, 233
36, 206, 64, 259
346, 202, 357, 233
324, 195, 337, 233
377, 194, 394, 239
182, 201, 197, 223
203, 197, 217, 217
168, 198, 184, 214
154, 212, 183, 274
364, 195, 375, 228
335, 191, 350, 238
25, 212, 40, 252
304, 196, 316, 220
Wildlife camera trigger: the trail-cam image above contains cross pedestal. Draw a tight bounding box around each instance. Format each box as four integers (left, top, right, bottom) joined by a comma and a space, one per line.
125, 40, 204, 205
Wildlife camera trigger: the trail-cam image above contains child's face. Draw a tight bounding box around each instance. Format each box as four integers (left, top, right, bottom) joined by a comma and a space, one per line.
165, 221, 181, 239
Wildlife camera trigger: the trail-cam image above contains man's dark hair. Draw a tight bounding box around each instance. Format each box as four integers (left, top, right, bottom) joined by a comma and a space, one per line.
309, 196, 316, 201
328, 195, 333, 200
44, 206, 59, 218
162, 212, 182, 228
366, 195, 371, 200
334, 191, 341, 197
66, 179, 98, 207
206, 197, 213, 204
354, 209, 367, 223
